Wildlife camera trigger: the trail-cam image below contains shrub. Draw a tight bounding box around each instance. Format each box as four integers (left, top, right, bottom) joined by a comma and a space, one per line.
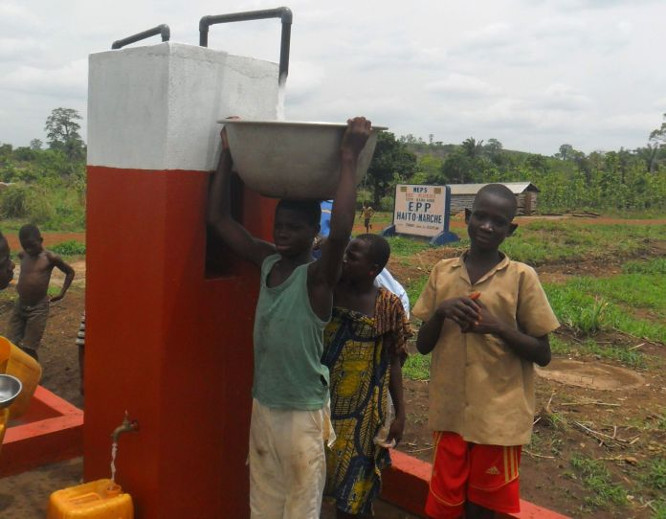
379, 196, 394, 212
0, 184, 30, 218
0, 182, 84, 231
50, 240, 86, 256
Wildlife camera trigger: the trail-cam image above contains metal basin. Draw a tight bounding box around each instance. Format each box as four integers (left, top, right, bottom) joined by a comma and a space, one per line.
221, 120, 385, 199
0, 374, 22, 409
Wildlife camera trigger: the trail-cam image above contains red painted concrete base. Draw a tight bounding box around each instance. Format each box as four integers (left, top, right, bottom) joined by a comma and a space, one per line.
382, 450, 571, 519
0, 386, 83, 477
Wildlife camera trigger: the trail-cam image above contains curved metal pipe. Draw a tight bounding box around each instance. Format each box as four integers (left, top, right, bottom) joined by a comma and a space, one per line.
199, 7, 292, 83
112, 24, 171, 50
111, 411, 139, 443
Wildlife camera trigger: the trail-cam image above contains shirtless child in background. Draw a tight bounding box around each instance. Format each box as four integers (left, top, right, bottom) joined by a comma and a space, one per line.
8, 224, 75, 361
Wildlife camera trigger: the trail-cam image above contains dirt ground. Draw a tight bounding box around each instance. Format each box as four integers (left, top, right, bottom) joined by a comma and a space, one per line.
1, 225, 666, 518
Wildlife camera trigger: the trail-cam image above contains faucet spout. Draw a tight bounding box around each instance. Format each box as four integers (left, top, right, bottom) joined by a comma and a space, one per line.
111, 411, 139, 443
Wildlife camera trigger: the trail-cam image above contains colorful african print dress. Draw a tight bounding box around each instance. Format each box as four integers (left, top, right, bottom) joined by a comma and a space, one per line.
322, 288, 411, 515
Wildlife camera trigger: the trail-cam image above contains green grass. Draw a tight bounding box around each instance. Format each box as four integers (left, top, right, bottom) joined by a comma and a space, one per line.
403, 351, 430, 380
641, 458, 666, 518
502, 222, 666, 266
600, 209, 666, 219
380, 215, 666, 269
546, 288, 609, 334
1, 216, 85, 233
562, 272, 666, 313
570, 454, 628, 509
50, 240, 86, 256
545, 277, 666, 344
550, 335, 646, 368
623, 257, 666, 275
658, 413, 666, 431
386, 236, 431, 258
0, 182, 85, 232
405, 274, 429, 310
652, 500, 666, 519
421, 221, 666, 267
367, 210, 393, 228
642, 458, 666, 491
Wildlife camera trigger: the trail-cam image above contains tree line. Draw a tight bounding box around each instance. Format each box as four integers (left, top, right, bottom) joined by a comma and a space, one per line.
0, 108, 86, 230
1, 107, 665, 231
365, 113, 666, 213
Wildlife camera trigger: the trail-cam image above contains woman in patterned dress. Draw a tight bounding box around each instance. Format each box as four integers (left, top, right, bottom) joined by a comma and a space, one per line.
322, 234, 411, 518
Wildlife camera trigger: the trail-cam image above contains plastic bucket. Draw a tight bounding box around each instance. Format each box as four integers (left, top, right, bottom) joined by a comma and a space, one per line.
0, 336, 42, 419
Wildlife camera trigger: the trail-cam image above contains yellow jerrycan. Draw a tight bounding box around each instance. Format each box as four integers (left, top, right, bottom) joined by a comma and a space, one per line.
0, 336, 42, 419
47, 479, 134, 519
0, 407, 9, 448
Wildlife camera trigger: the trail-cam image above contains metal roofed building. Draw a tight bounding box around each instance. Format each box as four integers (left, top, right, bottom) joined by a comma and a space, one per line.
449, 182, 539, 216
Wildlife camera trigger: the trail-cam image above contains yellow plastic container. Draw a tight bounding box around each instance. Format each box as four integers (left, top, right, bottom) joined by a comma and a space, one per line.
47, 479, 134, 519
0, 407, 9, 447
0, 336, 42, 419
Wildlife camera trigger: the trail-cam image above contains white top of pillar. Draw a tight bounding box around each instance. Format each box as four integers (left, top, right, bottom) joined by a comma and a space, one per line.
87, 42, 279, 172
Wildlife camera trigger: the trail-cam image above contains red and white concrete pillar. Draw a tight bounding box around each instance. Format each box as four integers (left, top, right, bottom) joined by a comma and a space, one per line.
85, 42, 279, 518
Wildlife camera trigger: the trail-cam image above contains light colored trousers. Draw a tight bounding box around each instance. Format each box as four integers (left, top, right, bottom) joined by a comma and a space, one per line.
249, 398, 334, 519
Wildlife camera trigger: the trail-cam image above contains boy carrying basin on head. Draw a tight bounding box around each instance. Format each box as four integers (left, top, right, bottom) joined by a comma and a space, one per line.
207, 117, 372, 519
413, 184, 559, 519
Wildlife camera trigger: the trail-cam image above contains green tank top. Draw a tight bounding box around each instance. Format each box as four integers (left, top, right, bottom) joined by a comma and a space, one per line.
252, 254, 330, 410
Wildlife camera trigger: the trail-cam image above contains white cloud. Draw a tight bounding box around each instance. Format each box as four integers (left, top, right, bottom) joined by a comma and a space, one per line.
538, 0, 660, 9
653, 100, 666, 113
604, 113, 659, 134
0, 0, 665, 154
425, 74, 499, 98
534, 84, 592, 111
461, 23, 515, 51
0, 59, 87, 98
0, 2, 42, 35
0, 38, 47, 62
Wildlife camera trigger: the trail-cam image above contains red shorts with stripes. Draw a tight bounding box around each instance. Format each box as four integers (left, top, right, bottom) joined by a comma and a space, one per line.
425, 431, 521, 519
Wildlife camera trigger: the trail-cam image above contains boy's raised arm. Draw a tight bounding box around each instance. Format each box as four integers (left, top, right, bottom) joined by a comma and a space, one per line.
49, 253, 75, 302
312, 117, 371, 287
207, 128, 275, 267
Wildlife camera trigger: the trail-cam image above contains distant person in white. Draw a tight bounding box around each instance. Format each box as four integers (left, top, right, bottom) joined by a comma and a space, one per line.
375, 267, 410, 318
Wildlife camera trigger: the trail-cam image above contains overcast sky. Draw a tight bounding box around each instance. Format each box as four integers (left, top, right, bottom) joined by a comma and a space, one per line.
1, 0, 665, 155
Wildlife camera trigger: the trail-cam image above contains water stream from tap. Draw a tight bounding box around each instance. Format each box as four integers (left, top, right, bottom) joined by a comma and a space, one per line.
110, 441, 118, 485
276, 74, 287, 121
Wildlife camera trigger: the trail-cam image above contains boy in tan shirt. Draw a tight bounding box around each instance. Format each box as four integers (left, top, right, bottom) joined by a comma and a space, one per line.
413, 184, 559, 519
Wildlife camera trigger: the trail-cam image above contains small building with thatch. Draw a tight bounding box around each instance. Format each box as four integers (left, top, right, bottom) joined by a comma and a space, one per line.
449, 182, 539, 216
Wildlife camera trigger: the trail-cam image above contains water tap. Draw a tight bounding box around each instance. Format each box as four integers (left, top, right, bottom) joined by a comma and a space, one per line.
111, 410, 139, 443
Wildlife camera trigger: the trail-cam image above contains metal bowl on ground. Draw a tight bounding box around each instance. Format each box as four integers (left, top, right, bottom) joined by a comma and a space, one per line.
221, 120, 386, 199
0, 374, 22, 409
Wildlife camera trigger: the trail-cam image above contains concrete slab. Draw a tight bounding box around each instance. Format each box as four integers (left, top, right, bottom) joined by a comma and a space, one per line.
0, 386, 83, 477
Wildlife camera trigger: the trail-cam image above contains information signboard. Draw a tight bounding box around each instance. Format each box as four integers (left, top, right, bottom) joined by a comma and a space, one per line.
393, 184, 447, 237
